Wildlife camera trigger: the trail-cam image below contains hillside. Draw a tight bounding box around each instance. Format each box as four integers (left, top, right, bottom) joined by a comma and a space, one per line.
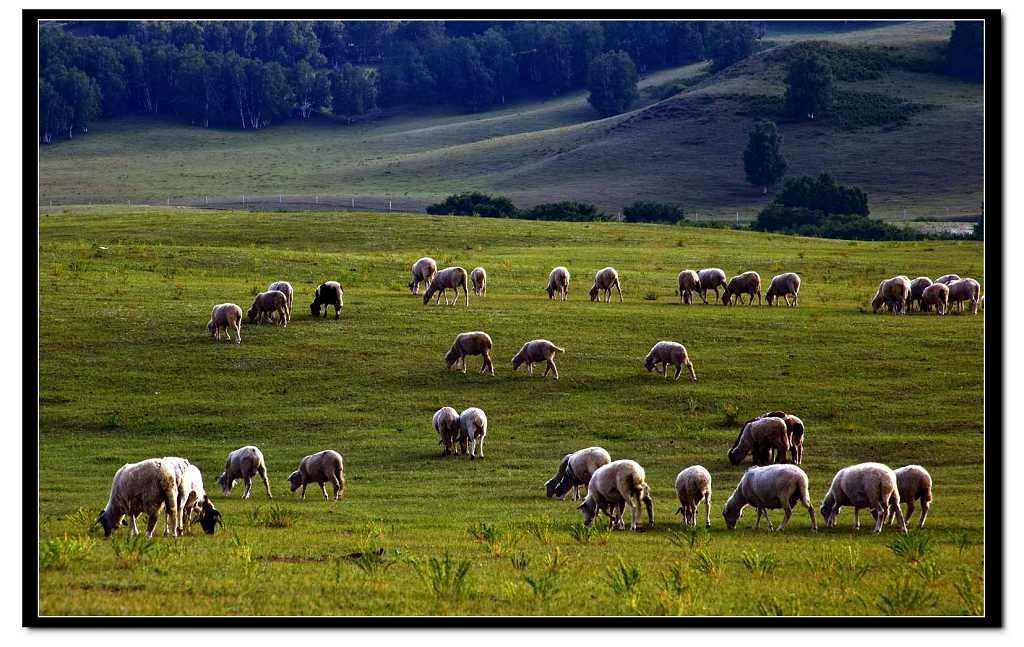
38, 21, 982, 221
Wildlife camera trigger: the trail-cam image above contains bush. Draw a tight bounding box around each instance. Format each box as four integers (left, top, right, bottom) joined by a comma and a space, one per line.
587, 50, 640, 117
426, 192, 518, 217
753, 206, 916, 241
520, 201, 601, 222
774, 174, 869, 217
623, 201, 685, 224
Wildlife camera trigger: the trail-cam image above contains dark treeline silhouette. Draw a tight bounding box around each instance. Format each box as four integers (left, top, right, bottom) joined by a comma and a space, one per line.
39, 19, 737, 143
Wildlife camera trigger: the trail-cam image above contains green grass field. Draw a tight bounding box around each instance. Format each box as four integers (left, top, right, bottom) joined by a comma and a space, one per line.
37, 206, 985, 616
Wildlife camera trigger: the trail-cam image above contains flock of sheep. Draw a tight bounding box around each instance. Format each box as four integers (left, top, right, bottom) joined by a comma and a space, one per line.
872, 273, 983, 315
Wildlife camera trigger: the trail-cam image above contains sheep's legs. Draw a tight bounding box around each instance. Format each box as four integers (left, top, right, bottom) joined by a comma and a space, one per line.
319, 483, 329, 501
853, 508, 861, 530
778, 505, 793, 531
258, 466, 272, 498
242, 477, 252, 499
615, 282, 623, 303
544, 360, 559, 380
904, 500, 916, 527
918, 501, 929, 528
478, 436, 484, 459
300, 483, 308, 500
704, 494, 712, 528
527, 363, 534, 376
673, 365, 682, 380
468, 436, 477, 459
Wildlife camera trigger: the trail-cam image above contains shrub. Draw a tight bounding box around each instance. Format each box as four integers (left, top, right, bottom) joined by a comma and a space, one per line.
520, 201, 601, 222
426, 192, 518, 217
623, 201, 685, 224
39, 533, 95, 570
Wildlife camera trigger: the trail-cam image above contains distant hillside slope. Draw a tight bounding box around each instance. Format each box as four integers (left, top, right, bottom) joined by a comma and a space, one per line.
38, 20, 982, 220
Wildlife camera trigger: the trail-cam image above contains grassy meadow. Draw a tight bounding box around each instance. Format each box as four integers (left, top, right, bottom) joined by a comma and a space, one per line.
36, 206, 985, 617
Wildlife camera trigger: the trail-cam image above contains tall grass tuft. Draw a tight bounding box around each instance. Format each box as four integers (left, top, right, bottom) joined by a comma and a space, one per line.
720, 403, 739, 427
689, 548, 722, 576
757, 594, 802, 616
110, 533, 159, 568
466, 521, 519, 556
412, 551, 473, 602
654, 562, 699, 615
605, 559, 643, 611
522, 517, 554, 545
509, 552, 532, 571
568, 521, 611, 545
953, 569, 983, 616
668, 526, 710, 551
345, 546, 396, 582
888, 533, 933, 564
875, 574, 938, 615
740, 549, 779, 576
39, 533, 95, 570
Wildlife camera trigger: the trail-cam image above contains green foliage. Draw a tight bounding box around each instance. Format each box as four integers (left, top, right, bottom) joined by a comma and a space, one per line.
39, 533, 95, 570
330, 63, 378, 119
520, 201, 601, 222
946, 21, 984, 82
740, 549, 780, 576
888, 533, 933, 564
720, 403, 739, 427
509, 552, 532, 571
757, 594, 802, 616
522, 517, 555, 546
778, 41, 943, 82
110, 533, 160, 568
706, 21, 760, 71
689, 549, 722, 576
426, 192, 518, 217
953, 569, 984, 616
345, 546, 398, 581
246, 505, 298, 528
973, 216, 984, 241
827, 90, 934, 130
605, 559, 644, 610
568, 521, 610, 545
784, 52, 834, 119
412, 551, 473, 601
586, 50, 640, 117
743, 121, 787, 193
668, 526, 710, 551
622, 201, 685, 224
522, 547, 568, 602
875, 574, 938, 615
467, 521, 520, 557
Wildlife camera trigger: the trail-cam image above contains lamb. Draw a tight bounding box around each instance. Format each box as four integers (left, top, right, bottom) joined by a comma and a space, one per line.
288, 450, 345, 502
722, 271, 762, 305
675, 465, 712, 528
577, 460, 653, 531
728, 416, 790, 466
268, 281, 294, 315
935, 273, 961, 285
643, 341, 697, 382
247, 289, 290, 326
765, 272, 801, 307
820, 462, 907, 533
886, 465, 933, 529
409, 257, 438, 295
512, 339, 565, 380
921, 282, 950, 315
722, 464, 817, 532
470, 267, 487, 297
546, 266, 570, 301
423, 266, 470, 306
871, 276, 911, 314
310, 281, 344, 319
696, 268, 727, 303
433, 406, 461, 456
216, 445, 272, 499
545, 446, 612, 501
588, 267, 623, 303
207, 303, 243, 344
909, 277, 933, 312
947, 278, 981, 314
458, 407, 488, 459
162, 457, 221, 536
445, 331, 495, 376
677, 270, 700, 305
96, 458, 178, 538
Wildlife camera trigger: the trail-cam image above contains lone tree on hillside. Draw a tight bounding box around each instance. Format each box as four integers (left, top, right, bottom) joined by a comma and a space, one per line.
784, 53, 834, 120
743, 121, 787, 194
586, 50, 639, 117
946, 21, 984, 82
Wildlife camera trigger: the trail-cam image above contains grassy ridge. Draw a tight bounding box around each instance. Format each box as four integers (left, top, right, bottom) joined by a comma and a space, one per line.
37, 207, 985, 616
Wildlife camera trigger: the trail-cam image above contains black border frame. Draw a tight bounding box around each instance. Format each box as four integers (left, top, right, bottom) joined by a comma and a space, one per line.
23, 8, 1003, 628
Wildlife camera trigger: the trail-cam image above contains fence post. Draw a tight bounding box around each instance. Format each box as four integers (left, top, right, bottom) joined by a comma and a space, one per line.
388, 200, 393, 212
205, 196, 209, 206
167, 197, 171, 206
128, 199, 131, 207
279, 195, 283, 204
242, 194, 245, 206
351, 197, 355, 209
315, 194, 319, 206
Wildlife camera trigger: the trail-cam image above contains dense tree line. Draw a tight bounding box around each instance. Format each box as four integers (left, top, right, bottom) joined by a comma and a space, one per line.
39, 19, 746, 142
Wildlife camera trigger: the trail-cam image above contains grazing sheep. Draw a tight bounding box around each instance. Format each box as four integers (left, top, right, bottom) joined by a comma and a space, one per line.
728, 416, 790, 466
288, 450, 345, 502
886, 465, 933, 529
470, 267, 487, 297
310, 281, 344, 319
589, 267, 623, 303
545, 446, 612, 501
409, 257, 438, 294
512, 339, 565, 380
268, 281, 294, 316
909, 277, 933, 312
675, 465, 712, 528
871, 276, 912, 314
696, 268, 727, 303
754, 411, 806, 465
820, 462, 907, 533
723, 271, 762, 306
947, 278, 981, 314
207, 303, 243, 344
247, 289, 290, 326
922, 283, 950, 315
162, 457, 221, 536
96, 458, 178, 538
216, 446, 272, 499
722, 464, 817, 532
935, 274, 961, 286
433, 406, 461, 456
766, 272, 801, 307
643, 341, 697, 382
677, 270, 701, 305
423, 267, 470, 306
578, 460, 653, 531
458, 407, 488, 459
445, 331, 495, 376
546, 266, 570, 301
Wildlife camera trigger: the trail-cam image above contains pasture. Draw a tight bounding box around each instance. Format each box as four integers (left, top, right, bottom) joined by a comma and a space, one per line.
37, 206, 985, 616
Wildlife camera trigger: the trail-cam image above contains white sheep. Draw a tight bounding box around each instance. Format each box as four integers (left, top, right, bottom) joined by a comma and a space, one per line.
766, 272, 801, 306
268, 281, 294, 317
458, 407, 488, 459
643, 341, 697, 382
696, 268, 727, 303
216, 445, 272, 499
512, 339, 565, 379
409, 257, 438, 294
578, 459, 653, 531
96, 458, 179, 538
887, 465, 933, 529
589, 267, 623, 303
722, 464, 817, 531
545, 446, 612, 500
207, 303, 243, 344
922, 282, 950, 315
723, 271, 762, 306
871, 276, 911, 314
728, 417, 790, 466
310, 281, 344, 319
909, 276, 933, 312
162, 457, 221, 536
471, 267, 487, 297
675, 465, 712, 528
947, 277, 981, 314
677, 270, 700, 305
445, 331, 495, 375
423, 267, 470, 306
820, 462, 907, 533
433, 406, 461, 456
288, 450, 345, 502
247, 289, 290, 325
546, 266, 570, 301
935, 274, 961, 286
